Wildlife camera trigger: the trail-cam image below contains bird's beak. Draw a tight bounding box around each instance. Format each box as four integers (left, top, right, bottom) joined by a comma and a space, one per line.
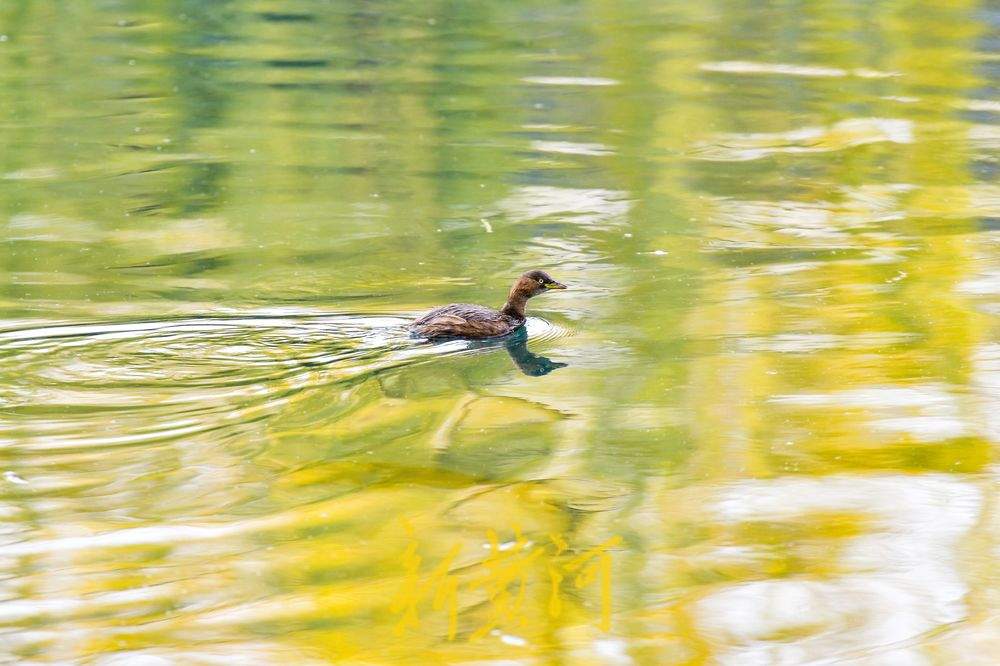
546, 281, 567, 290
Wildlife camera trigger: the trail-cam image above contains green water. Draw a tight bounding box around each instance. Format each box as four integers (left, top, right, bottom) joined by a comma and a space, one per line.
2, 1, 999, 663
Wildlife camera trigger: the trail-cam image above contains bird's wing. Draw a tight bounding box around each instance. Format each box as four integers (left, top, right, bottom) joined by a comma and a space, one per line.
414, 304, 487, 325
423, 314, 468, 326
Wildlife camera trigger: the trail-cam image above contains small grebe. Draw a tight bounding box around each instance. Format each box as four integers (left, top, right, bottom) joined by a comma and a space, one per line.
411, 269, 566, 339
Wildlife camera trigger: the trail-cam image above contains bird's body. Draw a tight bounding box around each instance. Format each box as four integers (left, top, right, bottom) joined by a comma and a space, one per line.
410, 270, 566, 340
412, 303, 524, 339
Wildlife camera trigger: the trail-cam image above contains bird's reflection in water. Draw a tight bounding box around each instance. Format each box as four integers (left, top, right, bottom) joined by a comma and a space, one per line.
469, 327, 567, 376
504, 334, 567, 376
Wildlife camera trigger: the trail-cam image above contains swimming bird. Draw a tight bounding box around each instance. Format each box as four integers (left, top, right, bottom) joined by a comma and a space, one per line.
411, 269, 567, 339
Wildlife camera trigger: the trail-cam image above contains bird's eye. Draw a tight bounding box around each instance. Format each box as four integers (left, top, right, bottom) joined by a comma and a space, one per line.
537, 279, 545, 285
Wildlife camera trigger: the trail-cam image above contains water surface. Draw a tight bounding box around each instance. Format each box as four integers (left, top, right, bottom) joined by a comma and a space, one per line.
1, 1, 999, 663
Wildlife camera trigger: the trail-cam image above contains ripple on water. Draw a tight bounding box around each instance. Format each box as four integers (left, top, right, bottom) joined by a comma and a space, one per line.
0, 311, 569, 455
690, 117, 913, 162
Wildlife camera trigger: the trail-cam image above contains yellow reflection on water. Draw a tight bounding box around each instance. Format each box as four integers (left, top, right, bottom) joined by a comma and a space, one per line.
1, 0, 998, 663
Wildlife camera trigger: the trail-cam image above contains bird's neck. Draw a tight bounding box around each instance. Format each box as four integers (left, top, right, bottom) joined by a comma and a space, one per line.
501, 291, 529, 319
